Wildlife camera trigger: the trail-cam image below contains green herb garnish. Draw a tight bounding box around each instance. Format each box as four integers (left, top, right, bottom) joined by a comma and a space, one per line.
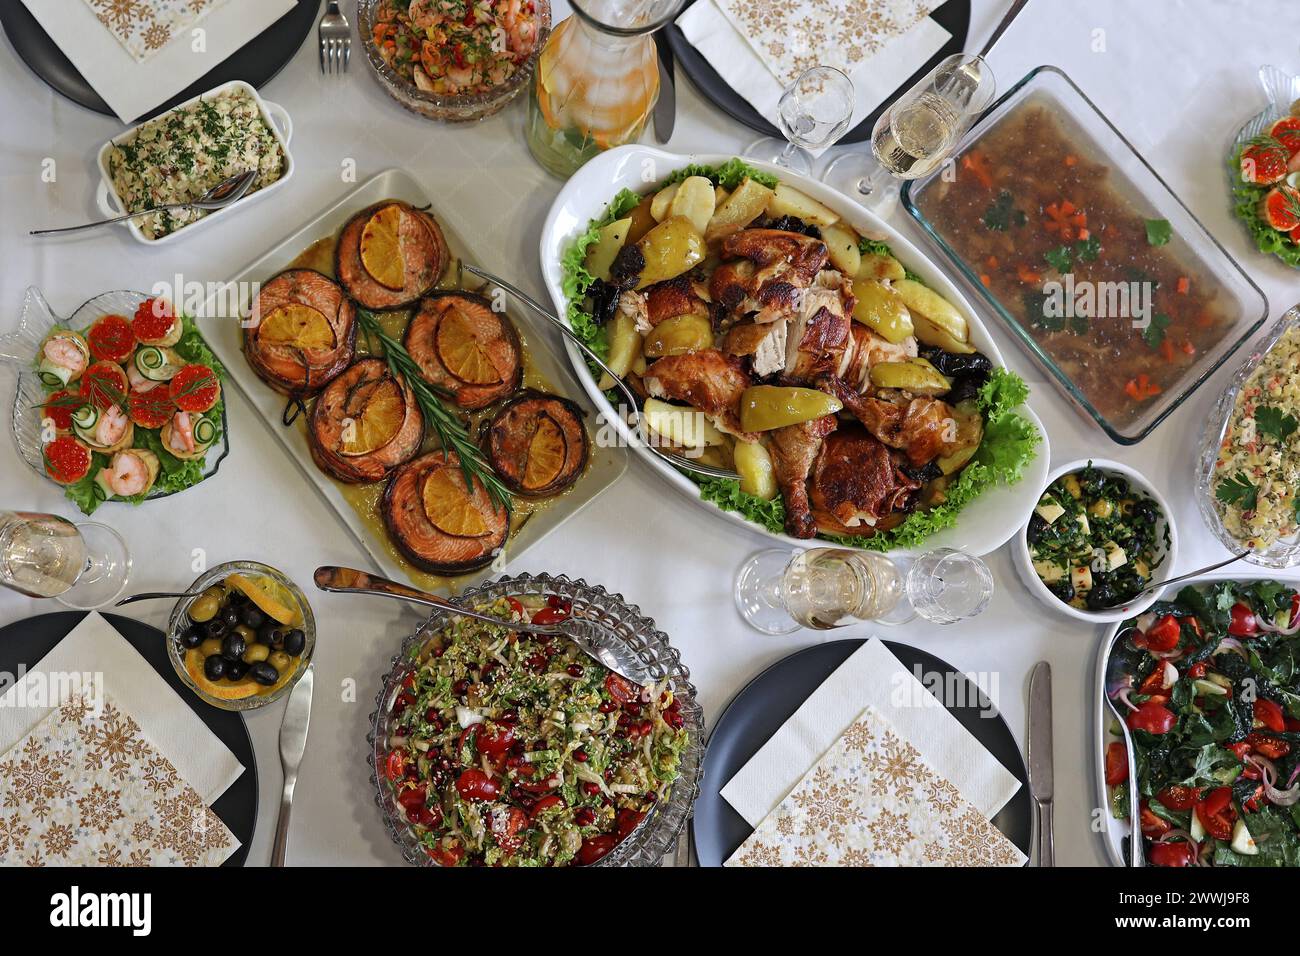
982, 190, 1016, 231
1216, 472, 1259, 512
1145, 218, 1172, 246
1255, 405, 1299, 443
1142, 312, 1171, 348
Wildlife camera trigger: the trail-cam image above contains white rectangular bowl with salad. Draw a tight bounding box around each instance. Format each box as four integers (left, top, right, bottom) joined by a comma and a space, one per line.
539, 147, 1048, 557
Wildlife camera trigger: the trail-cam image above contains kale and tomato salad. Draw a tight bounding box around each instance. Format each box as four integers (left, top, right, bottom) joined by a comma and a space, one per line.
1106, 580, 1300, 866
380, 595, 689, 867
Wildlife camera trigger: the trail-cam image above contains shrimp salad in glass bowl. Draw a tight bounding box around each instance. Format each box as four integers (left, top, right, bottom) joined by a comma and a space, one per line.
360, 0, 550, 121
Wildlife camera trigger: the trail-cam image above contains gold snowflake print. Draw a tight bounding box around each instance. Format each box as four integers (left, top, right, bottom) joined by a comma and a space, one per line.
76, 783, 125, 834
40, 822, 77, 858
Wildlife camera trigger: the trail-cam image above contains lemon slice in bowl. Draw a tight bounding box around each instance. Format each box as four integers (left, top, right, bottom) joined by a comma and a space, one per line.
422, 466, 490, 537
259, 303, 336, 351
226, 573, 301, 627
360, 205, 407, 291
522, 415, 568, 491
340, 379, 404, 457
435, 308, 499, 385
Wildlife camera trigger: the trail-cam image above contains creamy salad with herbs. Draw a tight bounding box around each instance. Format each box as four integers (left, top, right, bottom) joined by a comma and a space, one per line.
105, 87, 285, 240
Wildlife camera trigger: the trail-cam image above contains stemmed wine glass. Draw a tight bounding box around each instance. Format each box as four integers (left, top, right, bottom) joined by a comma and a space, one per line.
745, 66, 855, 176
0, 511, 131, 609
822, 53, 996, 204
735, 546, 993, 636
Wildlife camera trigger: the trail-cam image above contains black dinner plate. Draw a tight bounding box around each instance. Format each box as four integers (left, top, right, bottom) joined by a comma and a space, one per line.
0, 612, 257, 866
665, 0, 970, 146
692, 638, 1031, 866
0, 0, 319, 123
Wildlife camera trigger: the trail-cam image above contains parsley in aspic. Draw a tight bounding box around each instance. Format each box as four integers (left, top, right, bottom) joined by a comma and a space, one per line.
981, 191, 1016, 231
1141, 312, 1171, 348
1145, 218, 1172, 246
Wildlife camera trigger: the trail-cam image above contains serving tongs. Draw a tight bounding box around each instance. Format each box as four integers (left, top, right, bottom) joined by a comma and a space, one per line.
460, 263, 740, 481
314, 566, 655, 685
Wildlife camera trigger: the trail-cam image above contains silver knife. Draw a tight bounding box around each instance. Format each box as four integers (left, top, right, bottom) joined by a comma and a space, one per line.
271, 664, 314, 866
1027, 661, 1054, 867
652, 29, 675, 144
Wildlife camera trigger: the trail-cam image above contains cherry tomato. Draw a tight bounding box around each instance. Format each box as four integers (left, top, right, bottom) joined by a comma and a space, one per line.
530, 606, 569, 626
426, 839, 464, 867
1156, 785, 1201, 812
576, 834, 617, 866
1186, 662, 1207, 680
1138, 666, 1169, 695
528, 794, 565, 820
1245, 732, 1291, 760
1139, 802, 1171, 837
490, 807, 528, 855
1228, 602, 1258, 637
454, 769, 500, 801
476, 723, 515, 756
1149, 840, 1198, 867
384, 750, 406, 782
1254, 698, 1287, 733
1127, 700, 1176, 735
1137, 614, 1181, 652
1104, 741, 1129, 786
1228, 741, 1252, 761
506, 597, 525, 617
1195, 787, 1236, 841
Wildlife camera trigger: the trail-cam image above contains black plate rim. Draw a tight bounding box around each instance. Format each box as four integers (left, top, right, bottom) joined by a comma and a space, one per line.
0, 611, 257, 867
0, 0, 318, 124
665, 0, 970, 146
691, 637, 1032, 867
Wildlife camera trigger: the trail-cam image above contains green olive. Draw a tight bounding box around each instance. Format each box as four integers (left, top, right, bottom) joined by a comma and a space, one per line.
198, 637, 223, 658
233, 624, 256, 644
188, 593, 220, 623
739, 386, 843, 432
243, 642, 270, 664
868, 358, 952, 396
269, 651, 292, 674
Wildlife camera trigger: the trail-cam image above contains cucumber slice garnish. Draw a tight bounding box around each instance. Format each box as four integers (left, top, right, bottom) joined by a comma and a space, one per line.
70, 403, 99, 431
193, 416, 217, 446
134, 346, 176, 381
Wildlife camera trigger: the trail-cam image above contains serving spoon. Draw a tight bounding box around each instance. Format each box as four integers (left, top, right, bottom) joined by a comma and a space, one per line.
460, 263, 741, 481
313, 566, 655, 685
1092, 551, 1250, 609
1101, 626, 1145, 867
31, 169, 257, 236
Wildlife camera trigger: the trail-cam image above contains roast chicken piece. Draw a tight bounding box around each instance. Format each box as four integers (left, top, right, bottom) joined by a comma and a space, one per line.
710, 229, 830, 323
809, 425, 922, 535
818, 374, 954, 467
784, 271, 855, 382
643, 277, 711, 330
835, 323, 917, 392
770, 414, 839, 539
722, 321, 788, 378
642, 348, 755, 439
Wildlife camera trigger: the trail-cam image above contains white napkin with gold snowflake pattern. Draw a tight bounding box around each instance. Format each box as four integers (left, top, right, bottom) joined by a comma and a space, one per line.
81, 0, 230, 62
725, 704, 1026, 867
0, 692, 238, 867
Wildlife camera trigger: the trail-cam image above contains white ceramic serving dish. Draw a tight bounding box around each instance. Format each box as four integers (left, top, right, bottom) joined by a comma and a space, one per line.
199, 168, 627, 592
1012, 458, 1178, 625
95, 79, 294, 246
1092, 572, 1299, 866
539, 145, 1049, 559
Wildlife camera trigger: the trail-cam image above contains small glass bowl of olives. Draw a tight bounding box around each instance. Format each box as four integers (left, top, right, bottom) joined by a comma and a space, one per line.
167, 561, 316, 711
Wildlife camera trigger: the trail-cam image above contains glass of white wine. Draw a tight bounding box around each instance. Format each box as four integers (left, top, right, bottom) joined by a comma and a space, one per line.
822, 53, 996, 203
734, 546, 993, 636
744, 66, 855, 176
0, 511, 131, 609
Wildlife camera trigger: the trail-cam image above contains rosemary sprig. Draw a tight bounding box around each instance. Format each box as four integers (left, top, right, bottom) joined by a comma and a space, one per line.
356, 310, 512, 514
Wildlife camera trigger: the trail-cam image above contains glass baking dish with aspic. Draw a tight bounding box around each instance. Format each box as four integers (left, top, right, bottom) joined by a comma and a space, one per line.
902, 65, 1268, 444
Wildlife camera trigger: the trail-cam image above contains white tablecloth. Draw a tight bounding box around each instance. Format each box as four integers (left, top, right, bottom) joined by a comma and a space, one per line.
0, 0, 1296, 866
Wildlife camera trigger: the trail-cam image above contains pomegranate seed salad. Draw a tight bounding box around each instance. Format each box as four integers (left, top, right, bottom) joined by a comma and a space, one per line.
380, 595, 689, 866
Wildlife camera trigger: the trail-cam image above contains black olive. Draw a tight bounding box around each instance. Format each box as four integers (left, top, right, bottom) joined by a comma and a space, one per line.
221, 632, 247, 662
920, 347, 993, 379
944, 377, 983, 405
240, 605, 266, 629
203, 618, 228, 639
225, 659, 249, 681
256, 622, 279, 645
203, 655, 227, 681
586, 278, 622, 327
249, 662, 279, 686
1048, 579, 1075, 603
1087, 581, 1119, 610
1079, 467, 1106, 498
1134, 499, 1160, 525
1027, 512, 1048, 545
282, 628, 306, 657
221, 606, 240, 628
180, 626, 204, 649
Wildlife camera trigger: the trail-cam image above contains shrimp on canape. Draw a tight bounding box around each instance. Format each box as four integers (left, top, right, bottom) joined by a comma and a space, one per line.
95, 449, 160, 499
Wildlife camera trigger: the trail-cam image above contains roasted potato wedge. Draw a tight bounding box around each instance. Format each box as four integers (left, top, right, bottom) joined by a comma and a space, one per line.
767, 183, 839, 226
892, 278, 968, 343
705, 177, 775, 241
650, 182, 680, 222
739, 386, 842, 432
821, 222, 862, 276
643, 398, 726, 449
634, 216, 706, 289
624, 195, 658, 245
851, 278, 914, 344
734, 440, 777, 500
868, 358, 952, 396
668, 176, 716, 234
643, 313, 713, 358
936, 399, 984, 475
857, 251, 907, 282
584, 216, 631, 282
596, 309, 642, 390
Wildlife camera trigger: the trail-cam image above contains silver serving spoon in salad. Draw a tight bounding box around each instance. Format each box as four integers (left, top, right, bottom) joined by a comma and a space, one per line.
1101, 627, 1145, 867
30, 169, 257, 236
1093, 551, 1250, 609
460, 263, 741, 482
313, 566, 655, 685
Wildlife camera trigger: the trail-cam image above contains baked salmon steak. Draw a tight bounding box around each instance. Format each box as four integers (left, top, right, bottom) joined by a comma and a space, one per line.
336, 200, 449, 310
244, 269, 356, 395
308, 358, 424, 483
404, 292, 522, 410
382, 450, 509, 574
484, 393, 589, 497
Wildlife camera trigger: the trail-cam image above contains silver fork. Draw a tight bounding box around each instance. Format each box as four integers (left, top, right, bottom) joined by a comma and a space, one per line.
319, 0, 351, 74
